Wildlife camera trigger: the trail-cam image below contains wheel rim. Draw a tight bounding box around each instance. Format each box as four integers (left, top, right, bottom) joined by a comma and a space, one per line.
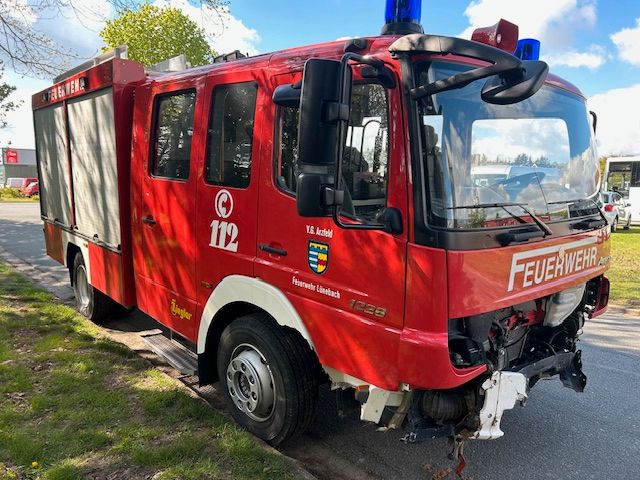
226, 343, 276, 422
75, 265, 90, 309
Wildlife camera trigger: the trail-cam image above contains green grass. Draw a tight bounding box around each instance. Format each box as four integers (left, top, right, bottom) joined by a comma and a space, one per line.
0, 262, 299, 480
609, 225, 640, 307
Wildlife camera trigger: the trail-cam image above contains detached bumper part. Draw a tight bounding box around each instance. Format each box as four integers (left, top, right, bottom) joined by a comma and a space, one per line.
471, 371, 528, 440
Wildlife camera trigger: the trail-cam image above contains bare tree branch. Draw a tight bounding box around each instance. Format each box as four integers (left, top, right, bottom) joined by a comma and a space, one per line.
0, 1, 229, 78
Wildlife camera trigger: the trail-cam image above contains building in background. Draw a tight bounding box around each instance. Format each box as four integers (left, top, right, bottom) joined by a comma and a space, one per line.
0, 147, 37, 186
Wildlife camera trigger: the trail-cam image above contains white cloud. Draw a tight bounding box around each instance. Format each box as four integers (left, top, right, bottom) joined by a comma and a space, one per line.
460, 0, 597, 50
610, 18, 640, 66
154, 0, 260, 55
544, 45, 607, 70
472, 118, 570, 164
0, 73, 49, 149
588, 84, 640, 156
32, 0, 112, 63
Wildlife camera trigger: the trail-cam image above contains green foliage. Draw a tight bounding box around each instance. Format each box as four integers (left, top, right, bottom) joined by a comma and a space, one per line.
100, 3, 215, 67
0, 62, 20, 128
0, 188, 24, 199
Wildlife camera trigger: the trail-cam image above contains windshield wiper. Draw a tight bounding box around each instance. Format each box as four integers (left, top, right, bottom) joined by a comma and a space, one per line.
548, 197, 608, 228
549, 198, 607, 221
449, 202, 553, 236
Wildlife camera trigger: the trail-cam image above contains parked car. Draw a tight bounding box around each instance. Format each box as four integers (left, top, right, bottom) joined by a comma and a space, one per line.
599, 191, 632, 231
22, 180, 39, 197
4, 177, 25, 188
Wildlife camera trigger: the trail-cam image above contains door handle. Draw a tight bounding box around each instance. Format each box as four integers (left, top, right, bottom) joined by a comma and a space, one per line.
142, 216, 157, 226
259, 243, 287, 257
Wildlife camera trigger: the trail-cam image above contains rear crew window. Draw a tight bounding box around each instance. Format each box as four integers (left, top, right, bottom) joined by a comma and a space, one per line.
206, 82, 258, 188
151, 90, 196, 180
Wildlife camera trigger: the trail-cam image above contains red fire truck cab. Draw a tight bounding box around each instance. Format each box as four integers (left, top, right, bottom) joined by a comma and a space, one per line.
33, 3, 610, 448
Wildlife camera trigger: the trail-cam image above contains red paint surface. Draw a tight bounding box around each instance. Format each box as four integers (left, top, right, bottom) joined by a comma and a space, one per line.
43, 222, 64, 265
447, 228, 611, 319
88, 242, 135, 306
471, 19, 519, 53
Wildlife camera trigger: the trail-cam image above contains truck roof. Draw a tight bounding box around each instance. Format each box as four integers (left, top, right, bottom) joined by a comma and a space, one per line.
32, 34, 584, 107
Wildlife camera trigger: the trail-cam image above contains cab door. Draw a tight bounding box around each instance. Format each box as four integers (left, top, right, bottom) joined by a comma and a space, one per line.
255, 70, 408, 380
140, 85, 202, 339
195, 74, 262, 315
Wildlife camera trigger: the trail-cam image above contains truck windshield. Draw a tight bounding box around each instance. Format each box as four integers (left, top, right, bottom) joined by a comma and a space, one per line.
415, 61, 601, 230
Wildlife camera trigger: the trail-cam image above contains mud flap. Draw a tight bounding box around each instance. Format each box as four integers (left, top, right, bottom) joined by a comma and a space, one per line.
560, 350, 587, 393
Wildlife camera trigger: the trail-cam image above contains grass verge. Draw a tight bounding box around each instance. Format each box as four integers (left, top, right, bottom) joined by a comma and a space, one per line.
609, 225, 640, 307
0, 262, 299, 480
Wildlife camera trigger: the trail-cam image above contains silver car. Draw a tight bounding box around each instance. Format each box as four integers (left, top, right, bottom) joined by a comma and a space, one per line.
599, 191, 632, 231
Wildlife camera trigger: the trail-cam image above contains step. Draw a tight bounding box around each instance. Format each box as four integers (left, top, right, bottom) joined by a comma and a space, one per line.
141, 333, 198, 376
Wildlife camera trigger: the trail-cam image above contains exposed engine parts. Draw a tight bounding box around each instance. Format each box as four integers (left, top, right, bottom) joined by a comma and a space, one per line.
396, 279, 601, 445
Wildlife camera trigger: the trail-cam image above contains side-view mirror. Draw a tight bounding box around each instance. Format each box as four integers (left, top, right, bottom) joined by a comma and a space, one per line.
296, 58, 352, 217
481, 60, 549, 105
380, 207, 403, 234
272, 80, 301, 108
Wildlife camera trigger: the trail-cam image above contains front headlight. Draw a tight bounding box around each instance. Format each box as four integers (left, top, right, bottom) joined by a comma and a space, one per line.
544, 283, 586, 327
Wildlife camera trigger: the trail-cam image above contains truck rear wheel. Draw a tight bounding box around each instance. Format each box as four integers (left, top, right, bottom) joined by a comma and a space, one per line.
217, 314, 318, 446
72, 253, 114, 324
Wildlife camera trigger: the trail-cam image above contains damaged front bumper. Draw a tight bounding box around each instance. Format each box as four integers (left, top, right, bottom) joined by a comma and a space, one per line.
405, 349, 587, 442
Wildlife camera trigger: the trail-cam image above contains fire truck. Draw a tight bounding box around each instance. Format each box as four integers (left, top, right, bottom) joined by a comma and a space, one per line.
33, 0, 610, 452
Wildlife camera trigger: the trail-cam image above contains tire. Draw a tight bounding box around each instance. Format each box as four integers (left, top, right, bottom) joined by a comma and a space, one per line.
72, 253, 114, 323
624, 216, 631, 230
217, 314, 319, 446
611, 217, 618, 232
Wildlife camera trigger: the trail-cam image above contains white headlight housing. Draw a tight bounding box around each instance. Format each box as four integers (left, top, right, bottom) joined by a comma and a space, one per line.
544, 283, 586, 328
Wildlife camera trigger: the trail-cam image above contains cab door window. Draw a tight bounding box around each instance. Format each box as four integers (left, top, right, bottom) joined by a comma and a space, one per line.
275, 83, 390, 222
151, 90, 196, 180
206, 82, 258, 188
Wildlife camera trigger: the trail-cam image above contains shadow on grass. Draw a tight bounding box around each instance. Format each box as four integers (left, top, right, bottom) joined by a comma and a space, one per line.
0, 263, 298, 480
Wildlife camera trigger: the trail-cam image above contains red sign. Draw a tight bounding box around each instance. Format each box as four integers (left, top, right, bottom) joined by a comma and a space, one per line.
4, 149, 18, 164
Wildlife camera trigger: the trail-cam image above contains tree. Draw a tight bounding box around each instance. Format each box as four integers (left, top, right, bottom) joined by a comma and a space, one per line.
100, 4, 216, 68
0, 62, 20, 128
0, 1, 227, 77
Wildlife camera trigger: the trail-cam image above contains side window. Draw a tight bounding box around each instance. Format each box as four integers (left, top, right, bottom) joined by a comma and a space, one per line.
275, 83, 390, 222
275, 106, 299, 192
151, 90, 196, 180
206, 82, 258, 188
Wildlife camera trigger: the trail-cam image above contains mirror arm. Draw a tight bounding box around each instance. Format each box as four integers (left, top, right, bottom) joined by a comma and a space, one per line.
589, 110, 598, 134
411, 63, 523, 99
330, 52, 392, 231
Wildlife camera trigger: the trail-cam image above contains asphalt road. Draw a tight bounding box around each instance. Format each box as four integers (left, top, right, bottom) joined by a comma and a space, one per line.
1, 202, 639, 480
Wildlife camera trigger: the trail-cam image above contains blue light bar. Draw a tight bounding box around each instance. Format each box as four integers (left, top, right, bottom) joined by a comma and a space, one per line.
382, 0, 424, 35
515, 38, 541, 61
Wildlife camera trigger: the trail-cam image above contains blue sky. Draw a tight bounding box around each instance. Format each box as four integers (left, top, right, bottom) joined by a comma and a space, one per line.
2, 0, 640, 155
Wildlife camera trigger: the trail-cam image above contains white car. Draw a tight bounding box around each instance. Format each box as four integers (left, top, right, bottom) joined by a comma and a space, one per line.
599, 191, 632, 231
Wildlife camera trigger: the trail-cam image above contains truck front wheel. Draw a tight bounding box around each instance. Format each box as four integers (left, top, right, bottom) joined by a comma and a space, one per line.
217, 314, 319, 446
72, 253, 113, 323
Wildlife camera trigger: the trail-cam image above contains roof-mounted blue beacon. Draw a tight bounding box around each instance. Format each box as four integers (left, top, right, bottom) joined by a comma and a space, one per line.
515, 39, 541, 61
382, 0, 424, 35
